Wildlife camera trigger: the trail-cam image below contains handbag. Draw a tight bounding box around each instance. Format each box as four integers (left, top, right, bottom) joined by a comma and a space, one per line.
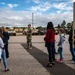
45, 42, 48, 47
44, 37, 48, 47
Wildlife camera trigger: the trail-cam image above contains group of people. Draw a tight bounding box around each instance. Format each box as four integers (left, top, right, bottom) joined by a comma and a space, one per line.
0, 22, 75, 71
26, 22, 75, 68
0, 26, 10, 72
44, 21, 75, 67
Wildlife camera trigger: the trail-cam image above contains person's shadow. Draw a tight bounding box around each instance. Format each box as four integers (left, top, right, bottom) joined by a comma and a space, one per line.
21, 43, 75, 75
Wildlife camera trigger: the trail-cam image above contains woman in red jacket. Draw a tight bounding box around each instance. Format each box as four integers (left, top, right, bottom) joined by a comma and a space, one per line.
45, 21, 55, 67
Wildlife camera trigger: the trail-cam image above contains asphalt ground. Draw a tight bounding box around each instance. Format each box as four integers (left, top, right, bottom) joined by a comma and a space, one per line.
0, 35, 75, 75
22, 43, 75, 75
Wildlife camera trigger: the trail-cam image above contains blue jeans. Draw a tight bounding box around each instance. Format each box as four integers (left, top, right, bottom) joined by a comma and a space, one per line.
1, 49, 8, 69
58, 47, 63, 60
47, 42, 55, 63
69, 41, 75, 61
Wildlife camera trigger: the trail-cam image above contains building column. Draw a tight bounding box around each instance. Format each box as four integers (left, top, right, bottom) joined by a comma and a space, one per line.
73, 2, 75, 48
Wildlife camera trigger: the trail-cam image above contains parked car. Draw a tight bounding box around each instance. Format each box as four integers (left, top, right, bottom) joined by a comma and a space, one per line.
38, 30, 45, 35
32, 28, 38, 35
8, 30, 16, 36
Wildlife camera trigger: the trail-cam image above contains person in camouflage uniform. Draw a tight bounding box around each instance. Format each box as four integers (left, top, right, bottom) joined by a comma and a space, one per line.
26, 24, 32, 49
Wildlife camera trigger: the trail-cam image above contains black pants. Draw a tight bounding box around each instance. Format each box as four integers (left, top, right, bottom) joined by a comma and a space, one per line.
5, 44, 9, 58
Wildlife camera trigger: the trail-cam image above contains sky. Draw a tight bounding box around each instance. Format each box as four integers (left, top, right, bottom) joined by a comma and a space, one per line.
0, 0, 75, 27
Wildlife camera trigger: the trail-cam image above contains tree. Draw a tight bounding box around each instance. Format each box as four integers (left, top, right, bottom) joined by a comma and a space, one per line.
66, 23, 71, 29
36, 26, 42, 30
61, 20, 66, 30
57, 24, 61, 29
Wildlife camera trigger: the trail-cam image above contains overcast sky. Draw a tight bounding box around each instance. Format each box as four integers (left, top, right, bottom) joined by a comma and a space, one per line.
0, 0, 75, 27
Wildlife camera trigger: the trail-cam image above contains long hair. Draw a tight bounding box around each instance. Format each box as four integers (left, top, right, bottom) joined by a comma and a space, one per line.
2, 26, 7, 32
47, 21, 55, 32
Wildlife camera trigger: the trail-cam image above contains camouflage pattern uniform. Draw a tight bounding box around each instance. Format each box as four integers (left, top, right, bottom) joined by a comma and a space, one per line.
26, 26, 32, 49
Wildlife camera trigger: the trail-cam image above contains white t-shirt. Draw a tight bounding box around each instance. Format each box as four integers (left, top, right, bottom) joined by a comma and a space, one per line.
0, 37, 4, 59
0, 37, 4, 48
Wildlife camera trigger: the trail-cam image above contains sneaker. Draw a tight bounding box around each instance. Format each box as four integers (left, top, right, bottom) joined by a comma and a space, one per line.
56, 60, 63, 63
52, 62, 55, 65
46, 63, 52, 67
4, 68, 11, 72
29, 47, 32, 49
55, 52, 58, 54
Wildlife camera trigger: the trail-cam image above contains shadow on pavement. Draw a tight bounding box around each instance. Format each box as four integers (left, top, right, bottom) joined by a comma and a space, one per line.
21, 43, 75, 75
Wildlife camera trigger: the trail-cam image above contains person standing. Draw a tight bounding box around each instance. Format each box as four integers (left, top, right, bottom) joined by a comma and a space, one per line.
68, 21, 75, 62
44, 21, 55, 67
26, 24, 32, 49
0, 28, 10, 72
2, 26, 10, 58
56, 29, 66, 62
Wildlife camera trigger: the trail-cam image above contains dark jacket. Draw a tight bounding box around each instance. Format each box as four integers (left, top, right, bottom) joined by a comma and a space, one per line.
68, 27, 73, 42
3, 32, 10, 44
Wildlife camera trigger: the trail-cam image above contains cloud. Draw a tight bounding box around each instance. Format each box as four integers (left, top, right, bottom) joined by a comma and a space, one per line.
1, 2, 6, 5
30, 2, 51, 12
0, 8, 34, 27
7, 4, 18, 8
69, 0, 75, 3
30, 2, 73, 13
57, 11, 61, 14
0, 1, 73, 27
48, 11, 73, 25
7, 16, 23, 21
0, 8, 73, 27
53, 3, 66, 10
25, 0, 41, 4
32, 0, 41, 3
53, 3, 73, 11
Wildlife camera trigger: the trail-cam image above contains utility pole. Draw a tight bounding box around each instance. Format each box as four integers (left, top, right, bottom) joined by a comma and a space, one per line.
73, 2, 75, 48
32, 13, 34, 28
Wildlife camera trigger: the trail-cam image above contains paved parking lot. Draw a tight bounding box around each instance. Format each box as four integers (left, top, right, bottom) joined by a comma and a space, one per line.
0, 35, 75, 75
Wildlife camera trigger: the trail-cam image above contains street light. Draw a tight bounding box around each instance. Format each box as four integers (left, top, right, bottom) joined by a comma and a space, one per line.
32, 13, 34, 27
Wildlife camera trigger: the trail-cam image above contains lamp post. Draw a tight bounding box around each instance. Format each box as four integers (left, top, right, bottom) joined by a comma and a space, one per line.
32, 13, 34, 27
